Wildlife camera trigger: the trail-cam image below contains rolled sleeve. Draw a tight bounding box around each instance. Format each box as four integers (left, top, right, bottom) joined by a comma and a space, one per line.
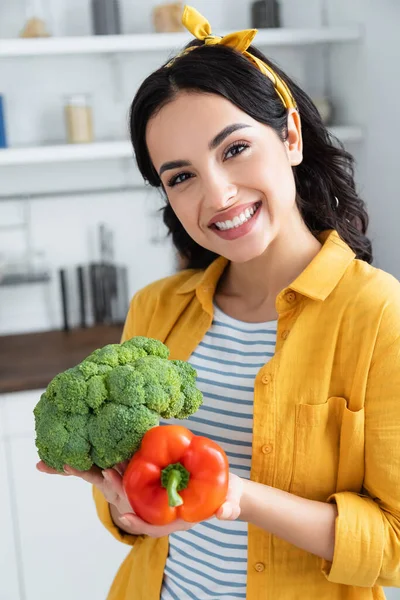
322, 492, 384, 586
323, 292, 400, 588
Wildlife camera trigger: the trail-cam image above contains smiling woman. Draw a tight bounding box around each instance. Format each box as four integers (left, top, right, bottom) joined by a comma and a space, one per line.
145, 92, 305, 265
42, 5, 400, 600
130, 13, 371, 272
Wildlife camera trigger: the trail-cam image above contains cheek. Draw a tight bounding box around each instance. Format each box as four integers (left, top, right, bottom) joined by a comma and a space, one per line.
168, 194, 201, 233
252, 155, 296, 208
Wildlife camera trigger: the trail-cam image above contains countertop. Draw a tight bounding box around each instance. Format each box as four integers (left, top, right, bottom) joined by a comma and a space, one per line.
0, 325, 123, 394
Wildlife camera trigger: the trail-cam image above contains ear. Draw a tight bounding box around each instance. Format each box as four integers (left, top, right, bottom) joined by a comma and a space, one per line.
284, 109, 303, 166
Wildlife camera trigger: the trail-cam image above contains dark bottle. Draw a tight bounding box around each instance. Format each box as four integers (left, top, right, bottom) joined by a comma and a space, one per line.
91, 0, 121, 35
251, 0, 281, 29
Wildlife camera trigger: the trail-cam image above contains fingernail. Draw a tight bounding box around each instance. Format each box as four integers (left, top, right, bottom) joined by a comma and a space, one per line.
64, 466, 71, 474
220, 504, 232, 519
120, 517, 129, 527
102, 470, 109, 481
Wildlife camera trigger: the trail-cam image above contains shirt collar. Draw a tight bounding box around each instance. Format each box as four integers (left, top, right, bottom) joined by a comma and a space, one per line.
290, 230, 356, 301
176, 230, 356, 306
176, 255, 228, 314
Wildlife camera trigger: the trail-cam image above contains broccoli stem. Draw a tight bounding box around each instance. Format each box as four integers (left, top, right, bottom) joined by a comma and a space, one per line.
161, 462, 190, 508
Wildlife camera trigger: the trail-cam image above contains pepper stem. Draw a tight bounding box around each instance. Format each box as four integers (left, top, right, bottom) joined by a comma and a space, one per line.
161, 463, 190, 508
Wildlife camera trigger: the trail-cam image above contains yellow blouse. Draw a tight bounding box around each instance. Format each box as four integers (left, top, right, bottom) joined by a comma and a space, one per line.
93, 230, 400, 599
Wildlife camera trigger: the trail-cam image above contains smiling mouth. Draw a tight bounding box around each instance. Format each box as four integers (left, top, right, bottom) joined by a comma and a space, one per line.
211, 201, 262, 231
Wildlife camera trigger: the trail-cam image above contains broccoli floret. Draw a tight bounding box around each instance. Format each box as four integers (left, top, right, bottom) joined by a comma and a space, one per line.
88, 403, 159, 468
34, 337, 203, 471
169, 360, 203, 419
107, 365, 146, 406
133, 356, 181, 414
34, 394, 92, 471
85, 344, 124, 368
46, 367, 89, 415
177, 384, 203, 419
122, 336, 170, 359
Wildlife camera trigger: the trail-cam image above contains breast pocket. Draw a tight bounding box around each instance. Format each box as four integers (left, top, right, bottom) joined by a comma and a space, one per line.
289, 397, 365, 501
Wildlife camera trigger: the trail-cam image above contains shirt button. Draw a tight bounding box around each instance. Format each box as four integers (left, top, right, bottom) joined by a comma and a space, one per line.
286, 291, 296, 303
261, 373, 272, 385
261, 444, 273, 454
281, 330, 290, 340
254, 562, 265, 572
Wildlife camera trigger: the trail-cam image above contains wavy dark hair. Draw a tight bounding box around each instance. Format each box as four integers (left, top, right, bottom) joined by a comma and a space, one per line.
130, 40, 372, 268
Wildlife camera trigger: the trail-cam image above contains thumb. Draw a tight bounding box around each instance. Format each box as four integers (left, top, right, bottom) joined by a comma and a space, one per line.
216, 502, 241, 521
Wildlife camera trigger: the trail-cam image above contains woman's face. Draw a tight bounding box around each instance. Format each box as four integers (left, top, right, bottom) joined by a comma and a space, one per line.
146, 91, 303, 263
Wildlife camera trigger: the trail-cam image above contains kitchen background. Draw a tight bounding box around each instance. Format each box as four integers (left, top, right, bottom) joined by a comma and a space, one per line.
0, 0, 399, 599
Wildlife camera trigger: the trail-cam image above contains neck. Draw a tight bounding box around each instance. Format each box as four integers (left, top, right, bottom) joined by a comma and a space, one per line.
218, 220, 321, 320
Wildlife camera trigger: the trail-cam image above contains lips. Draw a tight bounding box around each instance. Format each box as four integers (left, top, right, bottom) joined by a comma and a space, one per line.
207, 201, 261, 228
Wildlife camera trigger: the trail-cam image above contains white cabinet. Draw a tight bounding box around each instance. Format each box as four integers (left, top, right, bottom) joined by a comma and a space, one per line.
0, 424, 21, 600
1, 390, 129, 600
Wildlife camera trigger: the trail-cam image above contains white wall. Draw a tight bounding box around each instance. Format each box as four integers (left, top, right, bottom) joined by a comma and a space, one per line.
327, 0, 400, 280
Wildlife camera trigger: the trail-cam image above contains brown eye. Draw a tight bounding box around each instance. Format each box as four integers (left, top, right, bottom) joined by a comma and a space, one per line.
167, 172, 194, 187
224, 142, 250, 160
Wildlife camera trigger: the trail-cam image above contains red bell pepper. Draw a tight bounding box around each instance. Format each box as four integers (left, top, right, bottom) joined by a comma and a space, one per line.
123, 424, 229, 526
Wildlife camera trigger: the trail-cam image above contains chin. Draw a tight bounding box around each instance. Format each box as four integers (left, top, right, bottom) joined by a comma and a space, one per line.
220, 239, 273, 264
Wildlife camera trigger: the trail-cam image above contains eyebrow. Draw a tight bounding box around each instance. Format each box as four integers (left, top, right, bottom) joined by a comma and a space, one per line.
158, 123, 252, 176
209, 123, 251, 150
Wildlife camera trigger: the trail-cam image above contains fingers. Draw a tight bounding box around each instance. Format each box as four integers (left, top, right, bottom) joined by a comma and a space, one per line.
119, 514, 193, 538
215, 502, 241, 521
102, 468, 124, 493
36, 460, 105, 487
63, 465, 104, 487
102, 469, 133, 514
215, 473, 244, 521
101, 469, 123, 504
114, 460, 130, 476
36, 461, 64, 475
37, 459, 133, 515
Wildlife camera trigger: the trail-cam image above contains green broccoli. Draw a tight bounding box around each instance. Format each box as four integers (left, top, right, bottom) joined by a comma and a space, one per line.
34, 336, 203, 472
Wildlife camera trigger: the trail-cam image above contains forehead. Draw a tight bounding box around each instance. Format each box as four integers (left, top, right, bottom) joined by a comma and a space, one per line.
146, 92, 255, 167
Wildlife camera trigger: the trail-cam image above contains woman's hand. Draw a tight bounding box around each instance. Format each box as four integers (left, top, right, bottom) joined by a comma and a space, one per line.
36, 460, 196, 538
215, 472, 245, 521
37, 461, 244, 536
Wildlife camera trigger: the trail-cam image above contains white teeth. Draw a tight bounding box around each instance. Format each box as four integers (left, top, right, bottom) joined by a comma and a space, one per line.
214, 203, 259, 231
233, 216, 241, 227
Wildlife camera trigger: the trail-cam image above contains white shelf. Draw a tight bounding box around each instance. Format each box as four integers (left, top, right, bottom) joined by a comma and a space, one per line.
0, 127, 363, 167
0, 141, 133, 166
0, 27, 362, 58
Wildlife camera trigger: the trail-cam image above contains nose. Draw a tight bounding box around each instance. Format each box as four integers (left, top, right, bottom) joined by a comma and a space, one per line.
203, 167, 238, 211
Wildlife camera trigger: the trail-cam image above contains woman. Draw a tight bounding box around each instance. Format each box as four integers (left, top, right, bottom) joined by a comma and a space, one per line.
38, 6, 400, 600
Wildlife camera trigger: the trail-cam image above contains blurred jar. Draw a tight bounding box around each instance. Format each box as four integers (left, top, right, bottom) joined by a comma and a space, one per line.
91, 0, 121, 35
64, 95, 94, 144
153, 3, 184, 33
20, 0, 52, 37
251, 0, 281, 28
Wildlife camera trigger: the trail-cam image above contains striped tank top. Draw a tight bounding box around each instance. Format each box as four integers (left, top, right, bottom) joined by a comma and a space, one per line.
160, 303, 277, 600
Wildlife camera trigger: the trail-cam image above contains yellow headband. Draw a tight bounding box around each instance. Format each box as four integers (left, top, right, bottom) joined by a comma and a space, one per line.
167, 5, 297, 111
